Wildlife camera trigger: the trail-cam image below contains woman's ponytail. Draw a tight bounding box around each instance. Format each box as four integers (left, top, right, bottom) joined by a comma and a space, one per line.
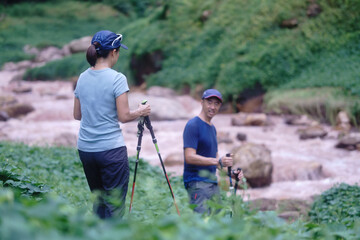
86, 42, 100, 67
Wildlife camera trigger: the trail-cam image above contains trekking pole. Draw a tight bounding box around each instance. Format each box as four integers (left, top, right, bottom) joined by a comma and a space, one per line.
129, 109, 146, 213
226, 153, 234, 193
143, 115, 181, 216
233, 168, 247, 197
233, 168, 241, 195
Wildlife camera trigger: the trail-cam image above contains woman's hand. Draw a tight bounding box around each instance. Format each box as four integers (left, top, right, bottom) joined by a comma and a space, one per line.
138, 103, 151, 117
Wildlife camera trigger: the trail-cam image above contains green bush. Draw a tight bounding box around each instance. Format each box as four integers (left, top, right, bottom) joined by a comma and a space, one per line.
309, 183, 360, 227
23, 53, 88, 80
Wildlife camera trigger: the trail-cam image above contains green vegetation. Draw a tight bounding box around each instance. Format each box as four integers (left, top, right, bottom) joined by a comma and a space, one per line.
264, 88, 360, 125
23, 53, 89, 81
1, 141, 360, 239
1, 0, 359, 124
309, 183, 360, 227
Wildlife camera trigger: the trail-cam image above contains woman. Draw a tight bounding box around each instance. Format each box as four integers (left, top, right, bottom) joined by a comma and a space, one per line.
73, 30, 151, 219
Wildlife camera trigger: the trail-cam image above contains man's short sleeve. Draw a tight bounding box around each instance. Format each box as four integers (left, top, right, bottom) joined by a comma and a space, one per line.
183, 119, 199, 149
113, 73, 129, 98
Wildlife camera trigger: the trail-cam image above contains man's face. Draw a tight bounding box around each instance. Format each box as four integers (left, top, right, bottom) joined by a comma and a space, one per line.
202, 97, 222, 119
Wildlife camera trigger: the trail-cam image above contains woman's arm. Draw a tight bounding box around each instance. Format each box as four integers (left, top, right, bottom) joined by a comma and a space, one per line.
73, 97, 81, 120
116, 92, 151, 123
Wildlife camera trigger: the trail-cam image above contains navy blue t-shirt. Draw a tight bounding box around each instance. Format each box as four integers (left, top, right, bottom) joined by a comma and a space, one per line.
183, 116, 218, 184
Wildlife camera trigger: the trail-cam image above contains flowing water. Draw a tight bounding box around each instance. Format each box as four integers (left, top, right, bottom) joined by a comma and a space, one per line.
1, 70, 359, 202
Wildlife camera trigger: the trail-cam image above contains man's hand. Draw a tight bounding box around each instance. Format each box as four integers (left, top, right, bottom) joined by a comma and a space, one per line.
232, 168, 244, 181
221, 154, 233, 167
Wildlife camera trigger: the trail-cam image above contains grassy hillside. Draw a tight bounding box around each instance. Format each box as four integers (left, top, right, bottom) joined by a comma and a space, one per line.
1, 0, 359, 124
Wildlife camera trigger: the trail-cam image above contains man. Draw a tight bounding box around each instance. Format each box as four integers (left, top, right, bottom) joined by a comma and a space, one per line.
183, 89, 242, 213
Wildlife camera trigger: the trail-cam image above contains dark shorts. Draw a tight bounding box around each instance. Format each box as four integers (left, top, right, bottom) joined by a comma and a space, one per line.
78, 146, 129, 219
185, 181, 220, 214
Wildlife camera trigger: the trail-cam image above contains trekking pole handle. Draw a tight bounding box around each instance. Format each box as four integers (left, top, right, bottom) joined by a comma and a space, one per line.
227, 153, 233, 189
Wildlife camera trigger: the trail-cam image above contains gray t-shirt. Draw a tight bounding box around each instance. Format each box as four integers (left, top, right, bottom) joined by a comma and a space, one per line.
74, 68, 129, 152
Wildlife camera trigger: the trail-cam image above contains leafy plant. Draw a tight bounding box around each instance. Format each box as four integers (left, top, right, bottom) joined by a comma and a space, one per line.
309, 183, 360, 227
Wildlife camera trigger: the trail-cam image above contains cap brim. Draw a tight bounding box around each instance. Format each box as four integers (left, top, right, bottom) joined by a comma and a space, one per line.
120, 44, 128, 50
204, 95, 222, 102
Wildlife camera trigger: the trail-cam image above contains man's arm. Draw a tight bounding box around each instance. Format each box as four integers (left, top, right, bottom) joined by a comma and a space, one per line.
184, 148, 219, 166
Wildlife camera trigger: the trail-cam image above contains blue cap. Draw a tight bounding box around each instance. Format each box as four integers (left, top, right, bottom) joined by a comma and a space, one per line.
202, 89, 223, 102
91, 30, 128, 51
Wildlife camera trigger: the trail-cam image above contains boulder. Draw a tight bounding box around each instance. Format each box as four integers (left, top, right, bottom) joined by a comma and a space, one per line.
67, 36, 92, 54
217, 131, 233, 144
35, 46, 64, 63
297, 125, 327, 140
0, 111, 9, 121
335, 133, 360, 151
307, 3, 322, 17
12, 85, 32, 94
231, 143, 273, 188
335, 111, 351, 133
284, 115, 317, 126
236, 132, 247, 142
231, 113, 268, 126
128, 92, 197, 121
280, 18, 298, 29
0, 95, 17, 107
3, 103, 34, 118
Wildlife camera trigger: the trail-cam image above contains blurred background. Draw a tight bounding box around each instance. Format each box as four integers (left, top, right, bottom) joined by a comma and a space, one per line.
1, 0, 360, 234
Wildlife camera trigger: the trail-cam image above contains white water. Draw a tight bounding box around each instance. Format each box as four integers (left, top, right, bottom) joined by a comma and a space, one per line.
1, 71, 359, 202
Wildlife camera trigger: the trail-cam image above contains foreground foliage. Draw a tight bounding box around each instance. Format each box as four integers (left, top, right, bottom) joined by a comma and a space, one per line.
1, 141, 360, 239
309, 183, 360, 227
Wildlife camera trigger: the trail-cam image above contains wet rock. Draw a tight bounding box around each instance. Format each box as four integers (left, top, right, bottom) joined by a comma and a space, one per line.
3, 104, 35, 118
297, 125, 327, 140
55, 94, 70, 100
307, 3, 322, 17
285, 115, 317, 126
0, 111, 9, 121
232, 143, 273, 188
335, 133, 360, 151
12, 85, 32, 94
128, 92, 196, 121
335, 111, 351, 133
278, 211, 300, 221
0, 95, 17, 107
217, 131, 233, 144
67, 36, 92, 54
236, 132, 247, 142
236, 95, 264, 113
2, 60, 33, 72
280, 18, 298, 29
36, 46, 64, 63
200, 10, 211, 23
164, 152, 183, 167
231, 113, 268, 126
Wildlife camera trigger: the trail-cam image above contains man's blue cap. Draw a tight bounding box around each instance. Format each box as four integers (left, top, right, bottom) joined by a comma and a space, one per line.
202, 89, 223, 102
91, 30, 128, 50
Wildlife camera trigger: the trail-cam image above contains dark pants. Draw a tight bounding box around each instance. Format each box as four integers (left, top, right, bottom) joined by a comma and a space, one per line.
185, 181, 220, 214
78, 146, 129, 219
